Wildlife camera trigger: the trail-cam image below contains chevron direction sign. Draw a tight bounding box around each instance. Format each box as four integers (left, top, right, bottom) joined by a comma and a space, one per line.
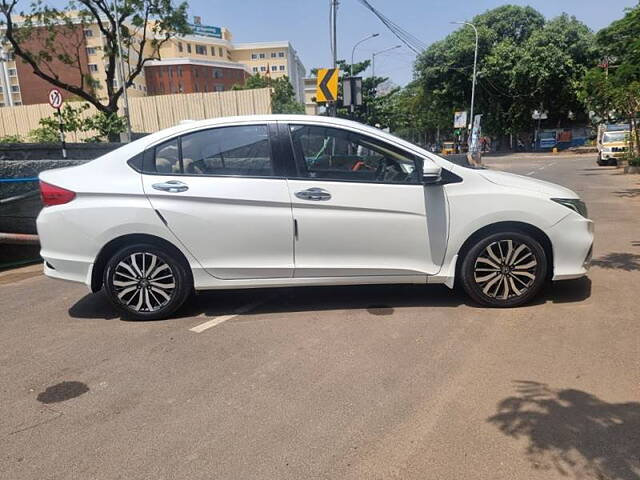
316, 68, 339, 103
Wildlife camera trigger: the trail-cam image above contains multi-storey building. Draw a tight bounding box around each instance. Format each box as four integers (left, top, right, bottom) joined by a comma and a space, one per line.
0, 16, 306, 106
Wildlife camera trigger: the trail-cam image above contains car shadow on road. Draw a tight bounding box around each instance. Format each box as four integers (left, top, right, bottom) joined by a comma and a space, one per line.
488, 380, 640, 480
67, 277, 593, 321
592, 253, 640, 271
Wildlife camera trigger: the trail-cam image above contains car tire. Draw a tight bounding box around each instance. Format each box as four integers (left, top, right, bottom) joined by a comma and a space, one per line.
460, 231, 547, 308
103, 243, 192, 320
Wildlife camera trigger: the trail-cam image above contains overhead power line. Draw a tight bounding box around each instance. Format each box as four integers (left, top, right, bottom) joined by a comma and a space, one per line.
355, 0, 427, 54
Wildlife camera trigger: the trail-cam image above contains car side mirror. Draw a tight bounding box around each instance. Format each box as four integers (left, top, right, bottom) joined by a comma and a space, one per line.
422, 163, 442, 185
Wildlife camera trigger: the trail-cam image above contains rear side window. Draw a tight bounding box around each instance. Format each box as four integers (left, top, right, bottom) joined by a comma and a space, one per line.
145, 124, 274, 177
181, 125, 272, 176
154, 139, 181, 174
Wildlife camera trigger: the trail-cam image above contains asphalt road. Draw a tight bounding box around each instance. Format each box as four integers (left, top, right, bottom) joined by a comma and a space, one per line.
1, 154, 639, 480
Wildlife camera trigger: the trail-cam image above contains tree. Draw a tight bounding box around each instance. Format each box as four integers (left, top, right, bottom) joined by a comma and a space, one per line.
413, 5, 596, 145
0, 0, 190, 118
233, 74, 304, 114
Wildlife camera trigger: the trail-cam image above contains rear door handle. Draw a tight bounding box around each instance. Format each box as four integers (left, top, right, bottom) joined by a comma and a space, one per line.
152, 180, 188, 193
295, 188, 331, 201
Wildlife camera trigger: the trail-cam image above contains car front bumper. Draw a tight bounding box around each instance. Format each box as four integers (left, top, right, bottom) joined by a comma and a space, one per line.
547, 214, 594, 281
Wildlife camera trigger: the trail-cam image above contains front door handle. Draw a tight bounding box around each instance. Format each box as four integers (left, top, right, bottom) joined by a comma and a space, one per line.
295, 188, 331, 201
152, 180, 189, 193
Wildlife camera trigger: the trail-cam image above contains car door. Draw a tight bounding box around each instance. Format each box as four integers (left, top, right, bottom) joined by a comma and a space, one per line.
141, 123, 294, 280
284, 122, 441, 278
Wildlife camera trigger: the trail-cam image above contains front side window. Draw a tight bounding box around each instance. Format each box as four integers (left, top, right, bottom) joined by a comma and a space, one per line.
289, 125, 420, 184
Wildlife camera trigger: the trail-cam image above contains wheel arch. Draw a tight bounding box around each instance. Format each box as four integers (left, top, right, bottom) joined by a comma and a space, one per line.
90, 233, 192, 292
455, 221, 554, 284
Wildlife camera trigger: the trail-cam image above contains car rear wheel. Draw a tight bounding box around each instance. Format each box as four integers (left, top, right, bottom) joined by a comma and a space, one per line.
103, 244, 192, 320
460, 232, 547, 308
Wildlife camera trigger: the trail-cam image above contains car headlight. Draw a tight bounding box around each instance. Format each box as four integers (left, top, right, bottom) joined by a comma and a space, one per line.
602, 147, 612, 153
551, 198, 588, 218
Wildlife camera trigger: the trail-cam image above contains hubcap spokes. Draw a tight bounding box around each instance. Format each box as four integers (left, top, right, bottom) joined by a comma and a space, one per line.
474, 240, 537, 300
113, 253, 175, 312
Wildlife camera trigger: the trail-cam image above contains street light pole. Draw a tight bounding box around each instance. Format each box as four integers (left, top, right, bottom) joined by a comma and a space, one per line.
451, 21, 478, 132
351, 33, 379, 77
371, 45, 401, 82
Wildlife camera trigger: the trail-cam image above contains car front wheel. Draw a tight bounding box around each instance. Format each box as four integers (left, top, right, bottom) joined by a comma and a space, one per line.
103, 244, 192, 320
460, 232, 547, 307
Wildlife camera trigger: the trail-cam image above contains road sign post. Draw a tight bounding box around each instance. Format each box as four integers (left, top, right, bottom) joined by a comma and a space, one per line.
316, 68, 339, 116
48, 88, 66, 159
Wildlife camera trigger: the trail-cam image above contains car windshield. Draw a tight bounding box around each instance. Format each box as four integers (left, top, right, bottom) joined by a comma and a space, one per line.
603, 132, 628, 143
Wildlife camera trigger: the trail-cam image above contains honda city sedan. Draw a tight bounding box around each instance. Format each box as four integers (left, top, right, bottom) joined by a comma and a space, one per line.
37, 115, 594, 319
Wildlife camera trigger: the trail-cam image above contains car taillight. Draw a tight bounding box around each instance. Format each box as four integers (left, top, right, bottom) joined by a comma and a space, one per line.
40, 181, 76, 206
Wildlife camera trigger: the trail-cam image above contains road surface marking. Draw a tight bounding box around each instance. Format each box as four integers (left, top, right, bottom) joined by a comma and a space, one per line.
526, 171, 536, 175
189, 298, 270, 333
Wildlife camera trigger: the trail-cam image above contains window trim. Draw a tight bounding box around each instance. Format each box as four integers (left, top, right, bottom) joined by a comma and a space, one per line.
141, 123, 284, 179
285, 123, 424, 186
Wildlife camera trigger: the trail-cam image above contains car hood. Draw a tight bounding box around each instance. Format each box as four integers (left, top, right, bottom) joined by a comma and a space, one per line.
479, 169, 579, 198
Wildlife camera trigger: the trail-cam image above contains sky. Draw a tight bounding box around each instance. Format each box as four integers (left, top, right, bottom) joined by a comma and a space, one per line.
194, 0, 638, 85
32, 0, 639, 86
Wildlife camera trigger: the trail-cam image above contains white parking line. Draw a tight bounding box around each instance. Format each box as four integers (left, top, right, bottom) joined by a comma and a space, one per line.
189, 298, 270, 333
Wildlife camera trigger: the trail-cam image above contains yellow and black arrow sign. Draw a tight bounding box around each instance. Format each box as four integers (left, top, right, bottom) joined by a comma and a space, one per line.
316, 68, 339, 103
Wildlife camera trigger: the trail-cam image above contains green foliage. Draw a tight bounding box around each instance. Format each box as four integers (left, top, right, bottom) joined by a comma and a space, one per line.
413, 6, 597, 140
30, 103, 126, 142
0, 0, 191, 115
234, 74, 305, 114
0, 134, 22, 143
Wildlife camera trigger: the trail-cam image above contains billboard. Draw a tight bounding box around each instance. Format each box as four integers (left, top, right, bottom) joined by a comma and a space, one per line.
453, 111, 467, 129
189, 23, 222, 39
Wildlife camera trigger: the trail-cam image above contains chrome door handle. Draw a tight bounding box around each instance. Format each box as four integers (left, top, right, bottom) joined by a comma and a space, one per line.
295, 188, 331, 201
152, 180, 188, 193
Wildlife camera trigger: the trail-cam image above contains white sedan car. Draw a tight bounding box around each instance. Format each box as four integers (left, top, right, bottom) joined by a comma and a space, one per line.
37, 115, 593, 319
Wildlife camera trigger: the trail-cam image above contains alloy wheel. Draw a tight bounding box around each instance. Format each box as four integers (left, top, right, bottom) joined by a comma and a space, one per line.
112, 252, 176, 312
473, 239, 537, 300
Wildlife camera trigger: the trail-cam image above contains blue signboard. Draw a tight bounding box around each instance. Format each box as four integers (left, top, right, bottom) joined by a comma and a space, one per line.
189, 23, 222, 39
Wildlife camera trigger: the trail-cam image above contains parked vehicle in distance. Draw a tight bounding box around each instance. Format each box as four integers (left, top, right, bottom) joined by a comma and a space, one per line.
441, 141, 456, 155
597, 128, 629, 166
37, 115, 594, 319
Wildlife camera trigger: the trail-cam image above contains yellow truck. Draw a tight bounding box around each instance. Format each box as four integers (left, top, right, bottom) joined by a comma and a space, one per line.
597, 125, 629, 166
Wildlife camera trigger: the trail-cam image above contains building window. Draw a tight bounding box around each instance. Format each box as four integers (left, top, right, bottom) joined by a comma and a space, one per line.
195, 83, 199, 92
211, 46, 216, 56
215, 84, 224, 92
251, 53, 258, 59
279, 65, 285, 71
178, 83, 183, 93
88, 64, 98, 73
260, 66, 266, 72
178, 66, 183, 77
168, 67, 173, 77
271, 52, 277, 58
195, 44, 207, 55
86, 47, 97, 56
178, 42, 183, 53
0, 103, 5, 107
278, 52, 285, 58
252, 67, 258, 73
218, 47, 223, 56
271, 65, 277, 72
187, 44, 192, 53
195, 68, 199, 78
13, 101, 22, 105
83, 29, 93, 37
7, 68, 16, 77
11, 85, 20, 92
259, 53, 265, 59
213, 69, 223, 79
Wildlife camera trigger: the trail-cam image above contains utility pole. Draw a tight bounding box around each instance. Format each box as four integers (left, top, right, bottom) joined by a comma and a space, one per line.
371, 45, 401, 82
113, 0, 132, 142
450, 21, 478, 132
330, 0, 338, 116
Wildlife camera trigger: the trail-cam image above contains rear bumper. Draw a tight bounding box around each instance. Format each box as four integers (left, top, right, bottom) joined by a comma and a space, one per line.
41, 254, 93, 287
548, 214, 594, 281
